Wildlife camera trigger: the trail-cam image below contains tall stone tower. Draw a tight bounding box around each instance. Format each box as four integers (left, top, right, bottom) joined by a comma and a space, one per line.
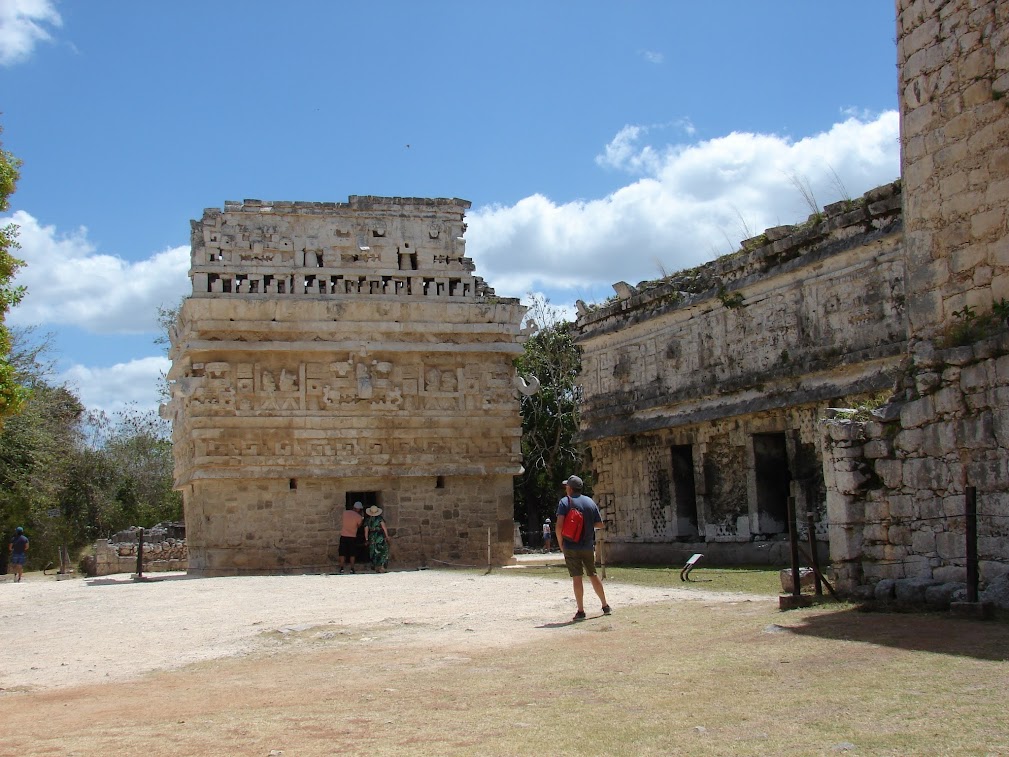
164, 196, 526, 576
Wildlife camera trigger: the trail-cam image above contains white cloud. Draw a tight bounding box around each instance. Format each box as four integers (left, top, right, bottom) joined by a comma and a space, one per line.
468, 111, 900, 302
59, 356, 169, 418
640, 50, 663, 64
3, 210, 191, 334
0, 0, 61, 66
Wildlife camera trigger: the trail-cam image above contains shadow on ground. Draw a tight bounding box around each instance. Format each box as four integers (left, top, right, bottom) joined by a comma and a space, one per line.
779, 604, 1008, 661
85, 572, 196, 587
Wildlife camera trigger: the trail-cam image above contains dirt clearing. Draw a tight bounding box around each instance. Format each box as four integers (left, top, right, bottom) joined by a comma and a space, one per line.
1, 567, 1006, 756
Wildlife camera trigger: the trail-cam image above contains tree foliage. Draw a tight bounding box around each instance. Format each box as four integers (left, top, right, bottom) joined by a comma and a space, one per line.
0, 124, 29, 421
513, 295, 586, 542
0, 331, 181, 573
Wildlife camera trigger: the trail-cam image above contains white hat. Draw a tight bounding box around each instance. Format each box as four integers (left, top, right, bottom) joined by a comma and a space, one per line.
365, 505, 383, 516
353, 501, 364, 510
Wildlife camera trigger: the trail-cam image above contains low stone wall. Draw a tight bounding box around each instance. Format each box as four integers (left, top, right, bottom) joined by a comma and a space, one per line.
91, 536, 188, 576
822, 332, 1009, 599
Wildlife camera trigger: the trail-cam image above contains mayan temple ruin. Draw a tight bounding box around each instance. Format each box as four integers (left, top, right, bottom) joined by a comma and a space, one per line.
574, 0, 1009, 600
164, 197, 526, 575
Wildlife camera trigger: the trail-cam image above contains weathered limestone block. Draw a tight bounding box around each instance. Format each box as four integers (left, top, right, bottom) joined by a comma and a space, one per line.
900, 395, 936, 428
956, 411, 996, 448
873, 578, 896, 601
894, 427, 924, 454
874, 459, 903, 489
902, 457, 952, 491
924, 582, 966, 609
910, 527, 937, 555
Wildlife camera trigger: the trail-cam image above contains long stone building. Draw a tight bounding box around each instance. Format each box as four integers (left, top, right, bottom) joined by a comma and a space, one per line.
575, 182, 905, 566
575, 0, 1009, 595
164, 197, 526, 575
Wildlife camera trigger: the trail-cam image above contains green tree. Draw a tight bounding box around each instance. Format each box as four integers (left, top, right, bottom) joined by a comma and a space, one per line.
0, 329, 181, 572
0, 330, 85, 571
95, 404, 181, 528
513, 295, 586, 546
0, 125, 29, 422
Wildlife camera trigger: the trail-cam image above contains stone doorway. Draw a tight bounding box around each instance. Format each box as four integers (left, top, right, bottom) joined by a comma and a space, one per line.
670, 444, 699, 537
752, 433, 791, 535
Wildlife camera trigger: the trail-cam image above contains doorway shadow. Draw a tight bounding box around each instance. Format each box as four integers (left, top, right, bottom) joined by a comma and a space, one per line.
778, 605, 1007, 662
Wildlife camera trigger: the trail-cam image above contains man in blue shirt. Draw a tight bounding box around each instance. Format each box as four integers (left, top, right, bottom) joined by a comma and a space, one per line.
556, 475, 610, 621
9, 526, 28, 582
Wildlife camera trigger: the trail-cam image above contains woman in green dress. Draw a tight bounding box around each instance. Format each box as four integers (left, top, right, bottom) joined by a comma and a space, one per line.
364, 505, 391, 572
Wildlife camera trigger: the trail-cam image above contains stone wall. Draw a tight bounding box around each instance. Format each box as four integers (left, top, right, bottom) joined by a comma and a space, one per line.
184, 474, 514, 574
823, 332, 1009, 594
815, 0, 1009, 596
166, 197, 526, 576
576, 183, 905, 565
898, 0, 1009, 339
91, 536, 188, 576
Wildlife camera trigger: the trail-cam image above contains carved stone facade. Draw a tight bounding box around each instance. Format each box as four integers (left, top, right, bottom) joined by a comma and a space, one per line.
577, 0, 1009, 594
575, 183, 905, 565
165, 197, 525, 576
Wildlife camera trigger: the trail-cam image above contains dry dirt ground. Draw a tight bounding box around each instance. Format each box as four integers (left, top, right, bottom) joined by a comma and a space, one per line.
0, 561, 761, 756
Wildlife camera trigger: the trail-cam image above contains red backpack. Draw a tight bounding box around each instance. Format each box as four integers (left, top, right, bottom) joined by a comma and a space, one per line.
560, 497, 584, 541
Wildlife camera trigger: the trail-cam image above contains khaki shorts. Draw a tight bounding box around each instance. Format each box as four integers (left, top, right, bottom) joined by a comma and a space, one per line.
564, 549, 596, 578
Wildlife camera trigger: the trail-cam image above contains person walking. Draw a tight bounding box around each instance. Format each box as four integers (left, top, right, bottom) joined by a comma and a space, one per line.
364, 505, 391, 573
556, 475, 610, 621
542, 518, 552, 552
338, 501, 365, 573
9, 526, 28, 583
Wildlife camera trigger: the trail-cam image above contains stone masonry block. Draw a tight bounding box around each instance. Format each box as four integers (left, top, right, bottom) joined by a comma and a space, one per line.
875, 459, 904, 489
863, 439, 894, 459
911, 528, 937, 555
903, 457, 952, 490
932, 385, 964, 415
921, 422, 956, 457
901, 395, 936, 428
895, 427, 924, 453
935, 530, 964, 561
957, 411, 996, 449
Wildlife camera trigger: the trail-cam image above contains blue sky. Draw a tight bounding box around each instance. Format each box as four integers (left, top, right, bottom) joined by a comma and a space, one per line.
0, 1, 901, 416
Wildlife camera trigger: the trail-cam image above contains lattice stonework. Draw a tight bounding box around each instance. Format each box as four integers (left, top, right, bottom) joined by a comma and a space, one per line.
644, 442, 670, 536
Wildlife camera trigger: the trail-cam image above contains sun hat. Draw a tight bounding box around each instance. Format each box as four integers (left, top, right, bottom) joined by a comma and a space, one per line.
365, 505, 383, 516
561, 475, 583, 490
353, 501, 364, 510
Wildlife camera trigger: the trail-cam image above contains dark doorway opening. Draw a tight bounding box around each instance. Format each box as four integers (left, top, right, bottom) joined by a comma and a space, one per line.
346, 492, 381, 565
753, 433, 791, 534
670, 445, 699, 537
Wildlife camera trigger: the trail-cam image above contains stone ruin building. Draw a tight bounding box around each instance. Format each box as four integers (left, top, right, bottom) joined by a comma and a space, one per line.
163, 197, 526, 576
575, 0, 1009, 600
575, 181, 905, 567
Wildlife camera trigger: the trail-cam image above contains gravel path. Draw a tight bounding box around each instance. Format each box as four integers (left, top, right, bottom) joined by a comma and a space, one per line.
0, 565, 749, 692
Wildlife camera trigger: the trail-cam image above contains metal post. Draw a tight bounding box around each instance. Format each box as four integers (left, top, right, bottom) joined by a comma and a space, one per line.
966, 486, 978, 603
805, 510, 823, 596
786, 496, 801, 596
599, 531, 606, 580
136, 528, 145, 578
